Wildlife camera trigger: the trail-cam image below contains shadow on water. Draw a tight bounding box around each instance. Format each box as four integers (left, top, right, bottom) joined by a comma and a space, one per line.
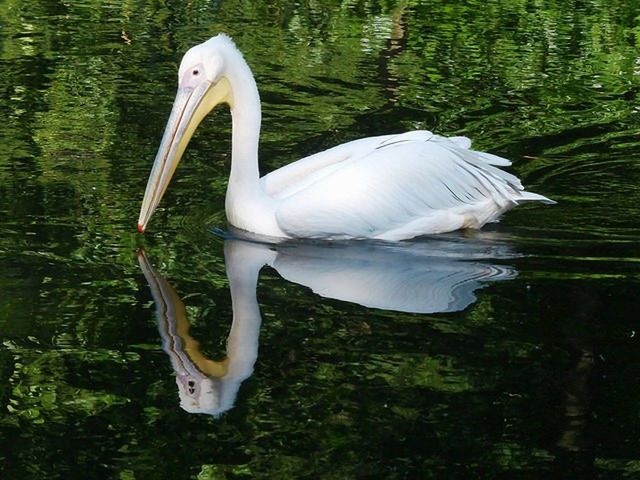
139, 232, 518, 416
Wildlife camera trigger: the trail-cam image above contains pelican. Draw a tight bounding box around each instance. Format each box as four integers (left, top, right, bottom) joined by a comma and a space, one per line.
138, 34, 554, 240
138, 247, 261, 416
138, 233, 517, 415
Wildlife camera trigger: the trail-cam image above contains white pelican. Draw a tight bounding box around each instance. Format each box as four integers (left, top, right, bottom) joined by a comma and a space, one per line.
137, 233, 516, 414
139, 247, 261, 416
138, 34, 554, 240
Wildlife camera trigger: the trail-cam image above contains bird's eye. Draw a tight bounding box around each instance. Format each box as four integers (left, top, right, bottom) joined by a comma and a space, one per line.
192, 69, 199, 76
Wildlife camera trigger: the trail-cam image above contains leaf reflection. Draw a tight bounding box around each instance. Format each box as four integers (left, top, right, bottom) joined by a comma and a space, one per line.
138, 233, 518, 416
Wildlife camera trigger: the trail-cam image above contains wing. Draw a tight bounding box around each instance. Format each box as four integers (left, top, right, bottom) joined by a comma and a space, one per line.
262, 131, 465, 198
273, 133, 550, 240
271, 239, 517, 313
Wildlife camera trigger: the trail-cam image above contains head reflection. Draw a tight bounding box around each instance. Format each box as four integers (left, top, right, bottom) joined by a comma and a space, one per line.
138, 248, 259, 417
138, 233, 517, 416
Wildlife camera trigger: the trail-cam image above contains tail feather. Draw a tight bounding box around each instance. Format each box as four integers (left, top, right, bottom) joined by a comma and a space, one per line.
517, 191, 556, 204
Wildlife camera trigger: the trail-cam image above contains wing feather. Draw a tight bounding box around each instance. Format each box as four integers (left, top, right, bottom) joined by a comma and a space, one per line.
273, 134, 542, 239
263, 131, 442, 198
262, 134, 399, 198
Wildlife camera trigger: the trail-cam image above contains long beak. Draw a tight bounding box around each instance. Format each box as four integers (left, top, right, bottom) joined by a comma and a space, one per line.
137, 78, 231, 232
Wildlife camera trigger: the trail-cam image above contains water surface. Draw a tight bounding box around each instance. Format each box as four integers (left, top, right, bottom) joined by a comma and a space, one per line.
1, 1, 639, 478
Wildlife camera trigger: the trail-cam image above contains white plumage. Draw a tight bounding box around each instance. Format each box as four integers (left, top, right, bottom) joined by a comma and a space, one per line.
138, 34, 554, 239
138, 234, 518, 414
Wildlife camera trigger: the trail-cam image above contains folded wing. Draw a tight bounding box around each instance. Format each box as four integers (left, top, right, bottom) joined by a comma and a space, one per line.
269, 132, 551, 240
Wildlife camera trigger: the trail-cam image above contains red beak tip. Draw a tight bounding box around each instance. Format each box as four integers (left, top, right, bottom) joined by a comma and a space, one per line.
137, 223, 145, 234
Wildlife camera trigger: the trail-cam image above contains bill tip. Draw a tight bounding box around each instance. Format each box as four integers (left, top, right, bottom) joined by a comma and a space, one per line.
137, 223, 145, 234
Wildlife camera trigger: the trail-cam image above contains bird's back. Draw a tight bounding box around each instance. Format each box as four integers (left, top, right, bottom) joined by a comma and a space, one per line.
262, 131, 552, 240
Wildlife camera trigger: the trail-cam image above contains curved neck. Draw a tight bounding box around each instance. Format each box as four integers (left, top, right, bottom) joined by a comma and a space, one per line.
226, 54, 262, 193
223, 240, 270, 380
223, 51, 285, 236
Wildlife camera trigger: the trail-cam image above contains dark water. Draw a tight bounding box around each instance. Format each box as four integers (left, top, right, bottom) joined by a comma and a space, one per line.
1, 1, 640, 478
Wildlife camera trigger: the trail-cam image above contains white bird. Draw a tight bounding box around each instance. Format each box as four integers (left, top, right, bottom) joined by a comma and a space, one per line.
137, 34, 554, 240
138, 247, 262, 416
138, 233, 517, 415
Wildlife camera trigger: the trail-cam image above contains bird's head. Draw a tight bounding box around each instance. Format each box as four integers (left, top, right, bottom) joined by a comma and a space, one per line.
137, 35, 238, 233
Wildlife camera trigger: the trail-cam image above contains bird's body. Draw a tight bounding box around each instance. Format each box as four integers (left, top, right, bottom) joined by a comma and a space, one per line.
138, 34, 553, 239
259, 131, 549, 240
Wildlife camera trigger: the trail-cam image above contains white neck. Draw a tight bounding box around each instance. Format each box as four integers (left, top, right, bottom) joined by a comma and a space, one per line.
223, 48, 284, 236
226, 56, 262, 191
223, 240, 270, 380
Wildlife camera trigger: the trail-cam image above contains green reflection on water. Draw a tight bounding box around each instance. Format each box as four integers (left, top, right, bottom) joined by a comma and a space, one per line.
1, 0, 640, 478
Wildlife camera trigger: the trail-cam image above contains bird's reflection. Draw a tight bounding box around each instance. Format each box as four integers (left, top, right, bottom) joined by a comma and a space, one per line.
138, 233, 517, 416
138, 248, 261, 416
